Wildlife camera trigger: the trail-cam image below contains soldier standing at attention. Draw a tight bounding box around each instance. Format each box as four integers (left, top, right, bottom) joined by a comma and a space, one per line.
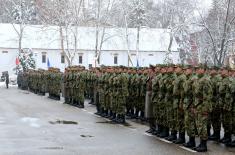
173, 65, 187, 144
193, 66, 212, 152
208, 67, 222, 141
5, 72, 9, 89
183, 66, 197, 149
219, 68, 232, 145
145, 65, 156, 134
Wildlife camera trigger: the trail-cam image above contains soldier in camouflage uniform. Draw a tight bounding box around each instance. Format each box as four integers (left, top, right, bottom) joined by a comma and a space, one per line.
164, 65, 177, 140
193, 66, 212, 152
183, 67, 197, 149
208, 67, 222, 141
219, 68, 232, 145
114, 68, 129, 123
172, 66, 187, 144
157, 66, 169, 138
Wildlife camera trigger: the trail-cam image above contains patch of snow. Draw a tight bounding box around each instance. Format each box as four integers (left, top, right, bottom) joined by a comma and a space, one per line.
21, 117, 41, 128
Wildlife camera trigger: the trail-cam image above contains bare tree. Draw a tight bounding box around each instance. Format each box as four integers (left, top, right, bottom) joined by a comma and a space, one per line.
197, 0, 235, 66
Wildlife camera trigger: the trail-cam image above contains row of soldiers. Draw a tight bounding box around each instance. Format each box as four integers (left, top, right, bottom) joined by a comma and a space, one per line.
17, 68, 62, 100
85, 65, 235, 152
144, 64, 235, 152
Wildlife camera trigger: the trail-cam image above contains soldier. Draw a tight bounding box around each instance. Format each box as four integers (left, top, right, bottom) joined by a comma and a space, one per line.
5, 72, 9, 89
193, 66, 212, 152
164, 65, 177, 141
219, 68, 232, 145
183, 66, 197, 149
158, 66, 169, 138
208, 67, 222, 141
138, 69, 148, 121
172, 65, 187, 144
151, 66, 163, 135
145, 65, 156, 134
115, 68, 129, 123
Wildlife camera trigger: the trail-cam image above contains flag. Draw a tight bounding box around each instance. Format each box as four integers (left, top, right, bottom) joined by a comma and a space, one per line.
47, 58, 51, 68
15, 57, 20, 65
136, 58, 140, 69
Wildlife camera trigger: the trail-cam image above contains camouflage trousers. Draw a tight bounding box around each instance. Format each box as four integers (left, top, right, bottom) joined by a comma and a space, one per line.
152, 101, 159, 122
209, 104, 221, 133
99, 91, 105, 109
126, 97, 135, 111
176, 103, 185, 133
195, 106, 209, 140
136, 96, 145, 111
104, 93, 111, 111
158, 98, 167, 127
185, 107, 197, 137
116, 94, 126, 115
222, 109, 233, 134
166, 99, 176, 130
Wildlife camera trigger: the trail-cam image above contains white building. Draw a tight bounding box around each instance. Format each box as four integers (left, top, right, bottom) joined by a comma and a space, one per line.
0, 23, 180, 75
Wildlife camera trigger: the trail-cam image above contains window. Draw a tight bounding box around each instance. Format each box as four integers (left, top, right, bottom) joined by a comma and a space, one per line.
42, 53, 46, 63
79, 55, 83, 64
89, 64, 92, 69
114, 55, 118, 65
61, 54, 65, 63
2, 51, 8, 54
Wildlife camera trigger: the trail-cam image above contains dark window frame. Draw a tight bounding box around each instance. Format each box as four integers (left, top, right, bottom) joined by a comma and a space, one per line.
114, 55, 118, 65
61, 54, 65, 63
79, 55, 83, 64
42, 54, 46, 63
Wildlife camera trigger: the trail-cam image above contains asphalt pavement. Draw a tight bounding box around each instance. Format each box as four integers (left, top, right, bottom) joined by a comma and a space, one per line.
0, 84, 234, 155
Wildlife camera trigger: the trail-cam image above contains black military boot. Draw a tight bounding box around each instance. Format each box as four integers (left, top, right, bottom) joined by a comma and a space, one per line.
208, 131, 220, 141
100, 108, 105, 117
104, 110, 110, 118
220, 133, 232, 144
226, 140, 235, 147
146, 118, 156, 134
108, 110, 113, 118
117, 115, 125, 124
165, 130, 177, 141
114, 114, 121, 123
126, 109, 131, 117
159, 127, 169, 138
173, 132, 185, 144
111, 113, 117, 121
95, 106, 101, 116
194, 139, 207, 152
153, 124, 162, 136
133, 109, 139, 119
140, 111, 146, 122
183, 136, 196, 148
130, 109, 135, 119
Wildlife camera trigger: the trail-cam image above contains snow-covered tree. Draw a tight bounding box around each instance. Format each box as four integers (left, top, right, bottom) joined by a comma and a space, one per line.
197, 0, 235, 66
18, 48, 36, 71
4, 0, 36, 53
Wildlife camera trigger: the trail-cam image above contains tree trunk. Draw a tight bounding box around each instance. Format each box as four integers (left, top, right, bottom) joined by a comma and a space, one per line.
60, 26, 71, 66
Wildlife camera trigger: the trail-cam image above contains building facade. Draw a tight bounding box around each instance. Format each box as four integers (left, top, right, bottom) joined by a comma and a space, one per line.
0, 24, 180, 75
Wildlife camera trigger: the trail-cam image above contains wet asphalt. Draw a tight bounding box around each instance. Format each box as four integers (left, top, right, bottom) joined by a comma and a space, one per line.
0, 84, 234, 155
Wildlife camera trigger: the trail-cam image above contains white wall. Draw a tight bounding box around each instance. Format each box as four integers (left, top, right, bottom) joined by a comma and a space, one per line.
0, 48, 180, 76
0, 48, 18, 75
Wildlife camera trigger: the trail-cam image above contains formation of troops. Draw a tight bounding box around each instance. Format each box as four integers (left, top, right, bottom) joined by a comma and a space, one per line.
17, 64, 235, 152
